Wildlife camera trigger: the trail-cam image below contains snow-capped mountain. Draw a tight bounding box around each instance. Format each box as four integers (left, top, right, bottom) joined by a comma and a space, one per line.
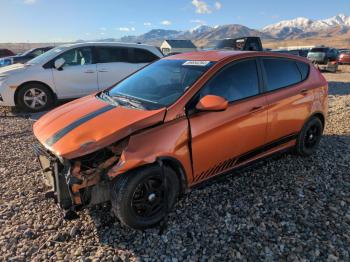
116, 13, 350, 46
263, 14, 350, 38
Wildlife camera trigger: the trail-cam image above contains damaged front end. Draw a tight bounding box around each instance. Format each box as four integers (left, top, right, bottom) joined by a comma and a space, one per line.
33, 139, 128, 213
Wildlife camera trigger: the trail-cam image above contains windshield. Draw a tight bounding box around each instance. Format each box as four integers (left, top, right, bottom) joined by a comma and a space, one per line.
20, 48, 34, 56
27, 46, 68, 65
310, 48, 328, 53
105, 59, 214, 110
216, 39, 246, 50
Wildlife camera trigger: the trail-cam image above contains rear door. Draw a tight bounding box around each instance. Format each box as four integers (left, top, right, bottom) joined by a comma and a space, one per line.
96, 46, 159, 90
52, 46, 98, 98
260, 57, 313, 144
188, 58, 268, 182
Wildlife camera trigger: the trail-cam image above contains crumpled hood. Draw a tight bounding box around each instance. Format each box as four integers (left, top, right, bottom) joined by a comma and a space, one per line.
0, 63, 27, 75
33, 95, 166, 159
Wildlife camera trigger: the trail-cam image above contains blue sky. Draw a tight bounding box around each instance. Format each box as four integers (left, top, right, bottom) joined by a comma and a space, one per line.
0, 0, 349, 42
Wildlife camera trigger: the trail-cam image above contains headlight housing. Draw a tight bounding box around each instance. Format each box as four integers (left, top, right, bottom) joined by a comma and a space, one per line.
0, 58, 13, 67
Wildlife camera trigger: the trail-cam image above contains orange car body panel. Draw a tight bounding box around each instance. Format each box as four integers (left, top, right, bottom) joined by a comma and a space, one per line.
33, 95, 166, 159
34, 51, 328, 192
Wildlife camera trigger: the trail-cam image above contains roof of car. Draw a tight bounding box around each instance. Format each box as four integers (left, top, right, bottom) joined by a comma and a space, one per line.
164, 50, 251, 62
59, 42, 158, 49
164, 50, 311, 63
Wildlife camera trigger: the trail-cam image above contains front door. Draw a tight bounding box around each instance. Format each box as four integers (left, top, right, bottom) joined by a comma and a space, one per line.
188, 59, 268, 183
52, 47, 98, 98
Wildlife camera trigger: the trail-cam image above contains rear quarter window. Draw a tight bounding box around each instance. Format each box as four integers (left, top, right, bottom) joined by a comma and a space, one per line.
131, 48, 159, 63
263, 58, 303, 91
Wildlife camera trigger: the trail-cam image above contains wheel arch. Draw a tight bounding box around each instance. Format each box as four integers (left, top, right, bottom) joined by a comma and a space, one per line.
309, 111, 325, 129
14, 81, 57, 106
157, 156, 189, 195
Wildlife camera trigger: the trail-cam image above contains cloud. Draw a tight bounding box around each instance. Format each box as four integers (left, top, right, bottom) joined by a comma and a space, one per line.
161, 20, 172, 26
24, 0, 37, 4
99, 27, 107, 31
144, 22, 152, 26
190, 19, 206, 24
214, 1, 222, 10
191, 0, 211, 14
117, 27, 136, 32
118, 27, 130, 32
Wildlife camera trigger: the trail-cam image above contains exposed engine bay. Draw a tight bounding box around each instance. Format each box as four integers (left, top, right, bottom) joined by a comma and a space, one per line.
34, 138, 129, 211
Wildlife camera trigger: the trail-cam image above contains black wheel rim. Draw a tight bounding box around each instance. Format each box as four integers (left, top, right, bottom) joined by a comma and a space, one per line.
304, 124, 321, 148
131, 176, 165, 218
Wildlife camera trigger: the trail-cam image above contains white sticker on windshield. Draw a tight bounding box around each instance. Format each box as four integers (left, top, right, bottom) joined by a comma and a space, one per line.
183, 61, 210, 66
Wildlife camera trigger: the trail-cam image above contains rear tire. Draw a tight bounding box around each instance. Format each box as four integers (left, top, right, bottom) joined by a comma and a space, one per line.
295, 116, 323, 157
111, 165, 180, 229
17, 83, 54, 112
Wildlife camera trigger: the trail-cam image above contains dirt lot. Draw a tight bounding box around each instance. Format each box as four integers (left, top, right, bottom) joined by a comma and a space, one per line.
0, 69, 349, 261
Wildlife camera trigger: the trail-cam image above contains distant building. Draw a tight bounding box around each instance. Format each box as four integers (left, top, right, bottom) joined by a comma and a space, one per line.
160, 40, 197, 55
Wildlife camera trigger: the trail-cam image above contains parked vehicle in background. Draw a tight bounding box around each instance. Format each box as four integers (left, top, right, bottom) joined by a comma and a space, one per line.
0, 46, 53, 67
33, 50, 328, 229
307, 47, 339, 64
215, 37, 263, 51
0, 42, 163, 112
339, 50, 350, 64
0, 48, 15, 58
272, 49, 309, 57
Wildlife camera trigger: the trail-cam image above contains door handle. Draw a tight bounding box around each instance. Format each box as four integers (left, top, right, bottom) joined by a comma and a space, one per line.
84, 70, 95, 74
98, 69, 108, 72
250, 105, 264, 112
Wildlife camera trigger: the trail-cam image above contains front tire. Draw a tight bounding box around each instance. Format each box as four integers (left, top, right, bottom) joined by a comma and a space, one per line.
17, 83, 54, 112
111, 165, 180, 229
295, 117, 323, 157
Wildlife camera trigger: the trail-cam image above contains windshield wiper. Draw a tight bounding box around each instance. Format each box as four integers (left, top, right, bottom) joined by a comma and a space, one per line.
100, 91, 119, 106
113, 94, 145, 110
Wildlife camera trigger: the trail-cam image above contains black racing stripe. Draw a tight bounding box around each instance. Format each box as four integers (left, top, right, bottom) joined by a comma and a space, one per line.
45, 105, 115, 147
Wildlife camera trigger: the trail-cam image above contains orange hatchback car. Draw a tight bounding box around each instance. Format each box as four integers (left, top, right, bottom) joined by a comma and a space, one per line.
33, 51, 328, 229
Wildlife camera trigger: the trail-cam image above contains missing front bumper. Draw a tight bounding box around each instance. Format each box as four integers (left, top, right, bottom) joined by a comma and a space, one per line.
33, 144, 112, 211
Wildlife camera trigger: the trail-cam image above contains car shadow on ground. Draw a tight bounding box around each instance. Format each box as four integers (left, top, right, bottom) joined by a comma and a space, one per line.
328, 81, 350, 96
84, 133, 349, 259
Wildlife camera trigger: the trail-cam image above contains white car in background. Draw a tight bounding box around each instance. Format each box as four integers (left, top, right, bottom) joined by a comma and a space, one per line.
0, 42, 163, 112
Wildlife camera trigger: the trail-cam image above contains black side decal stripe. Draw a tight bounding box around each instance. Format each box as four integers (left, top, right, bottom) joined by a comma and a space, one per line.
194, 132, 298, 182
45, 105, 115, 147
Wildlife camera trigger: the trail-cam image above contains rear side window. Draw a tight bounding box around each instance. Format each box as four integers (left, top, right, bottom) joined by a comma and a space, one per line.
263, 58, 302, 91
131, 48, 159, 63
200, 59, 260, 102
296, 61, 310, 80
97, 47, 129, 63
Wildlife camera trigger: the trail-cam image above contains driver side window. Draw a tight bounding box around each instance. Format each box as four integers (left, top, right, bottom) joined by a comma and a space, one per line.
58, 47, 93, 67
199, 59, 260, 102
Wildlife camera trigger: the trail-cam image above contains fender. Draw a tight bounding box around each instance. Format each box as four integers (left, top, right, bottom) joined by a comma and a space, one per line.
107, 117, 194, 185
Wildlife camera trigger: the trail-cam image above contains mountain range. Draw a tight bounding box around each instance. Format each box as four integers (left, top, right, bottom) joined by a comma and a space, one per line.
115, 14, 350, 48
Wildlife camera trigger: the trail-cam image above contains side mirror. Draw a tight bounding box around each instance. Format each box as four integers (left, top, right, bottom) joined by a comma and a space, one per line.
54, 58, 65, 70
195, 95, 228, 112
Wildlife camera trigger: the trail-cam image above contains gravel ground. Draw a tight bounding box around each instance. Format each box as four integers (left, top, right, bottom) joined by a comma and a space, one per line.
0, 73, 349, 261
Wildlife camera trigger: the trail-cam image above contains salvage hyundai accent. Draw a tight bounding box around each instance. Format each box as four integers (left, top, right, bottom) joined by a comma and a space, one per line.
33, 51, 328, 229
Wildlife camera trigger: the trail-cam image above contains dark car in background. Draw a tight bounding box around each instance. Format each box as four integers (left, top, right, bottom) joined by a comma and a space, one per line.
0, 46, 53, 67
339, 50, 350, 65
0, 48, 15, 58
307, 47, 339, 65
215, 37, 263, 51
272, 49, 309, 57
